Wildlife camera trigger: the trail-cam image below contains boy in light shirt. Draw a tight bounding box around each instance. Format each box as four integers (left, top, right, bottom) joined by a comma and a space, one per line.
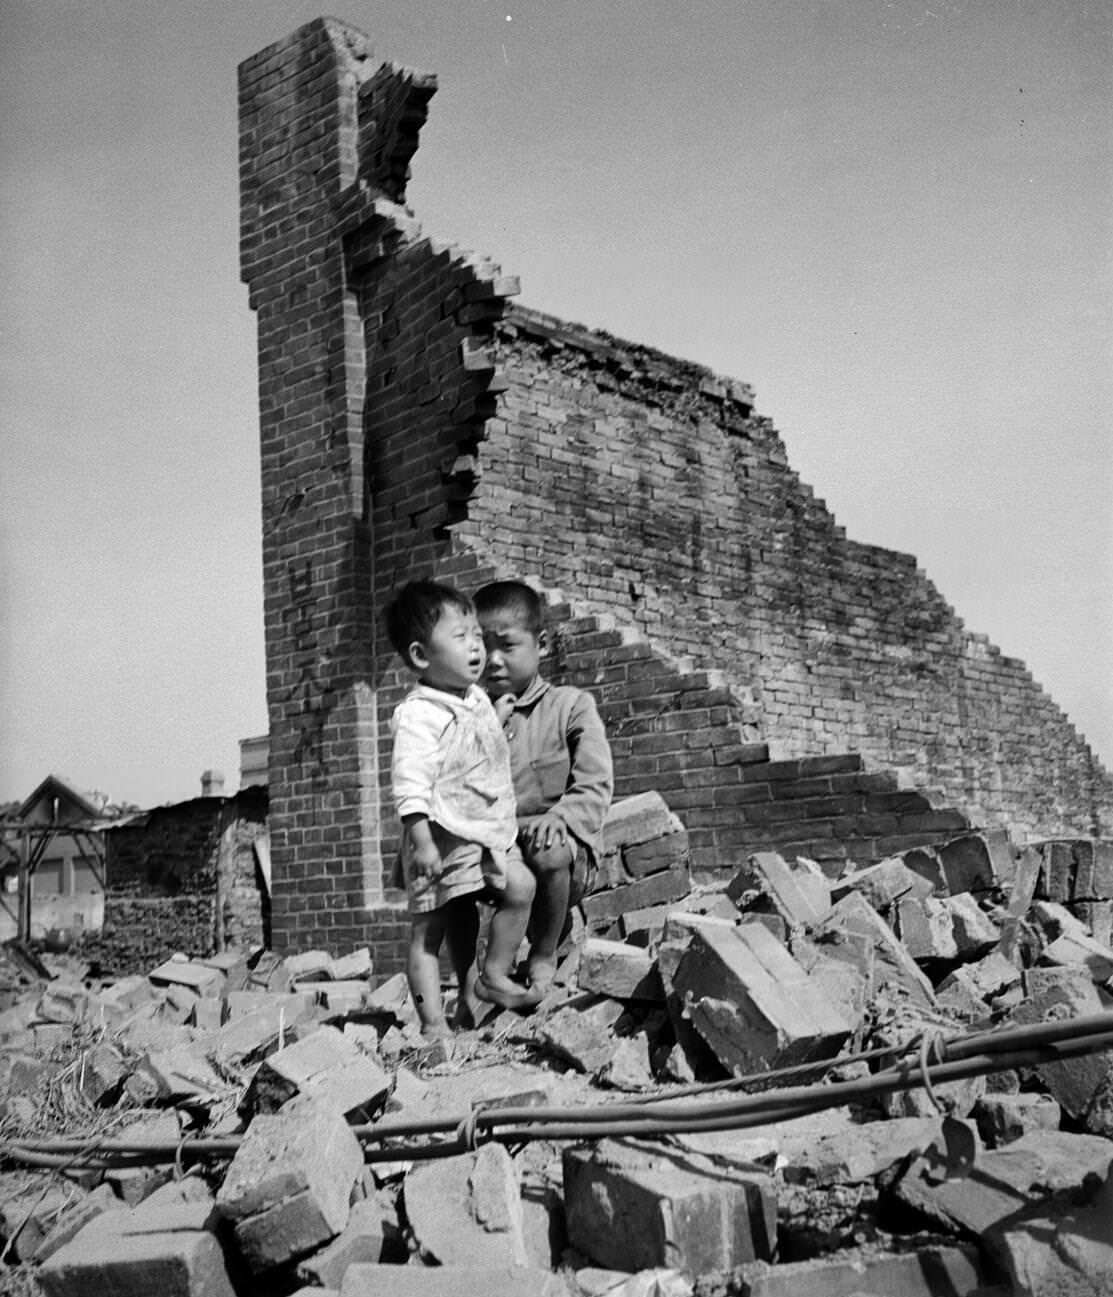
385, 580, 539, 1037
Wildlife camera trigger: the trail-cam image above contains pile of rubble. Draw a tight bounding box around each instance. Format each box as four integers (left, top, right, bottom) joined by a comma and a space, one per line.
1, 793, 1112, 1296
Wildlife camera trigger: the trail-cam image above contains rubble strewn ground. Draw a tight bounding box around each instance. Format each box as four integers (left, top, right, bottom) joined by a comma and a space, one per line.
2, 797, 1112, 1296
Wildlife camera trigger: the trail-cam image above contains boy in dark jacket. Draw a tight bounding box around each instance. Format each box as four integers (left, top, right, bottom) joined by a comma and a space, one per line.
475, 580, 614, 993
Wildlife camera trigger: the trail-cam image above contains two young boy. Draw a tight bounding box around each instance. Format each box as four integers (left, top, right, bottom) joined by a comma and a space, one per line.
385, 578, 613, 1037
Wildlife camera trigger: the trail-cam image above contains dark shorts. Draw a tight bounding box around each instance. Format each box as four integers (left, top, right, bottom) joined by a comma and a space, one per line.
517, 821, 595, 905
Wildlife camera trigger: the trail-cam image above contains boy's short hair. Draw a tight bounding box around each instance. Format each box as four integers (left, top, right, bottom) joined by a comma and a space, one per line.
474, 580, 544, 635
384, 580, 473, 667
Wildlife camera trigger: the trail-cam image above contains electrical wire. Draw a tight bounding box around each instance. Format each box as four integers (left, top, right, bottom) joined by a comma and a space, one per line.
2, 1010, 1110, 1170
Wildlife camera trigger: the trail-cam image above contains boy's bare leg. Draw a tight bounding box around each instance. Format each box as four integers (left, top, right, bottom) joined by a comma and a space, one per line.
476, 856, 541, 1008
407, 908, 452, 1039
443, 894, 481, 1029
521, 839, 575, 993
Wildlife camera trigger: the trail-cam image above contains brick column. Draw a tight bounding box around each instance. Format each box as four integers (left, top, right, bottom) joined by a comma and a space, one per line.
238, 20, 381, 952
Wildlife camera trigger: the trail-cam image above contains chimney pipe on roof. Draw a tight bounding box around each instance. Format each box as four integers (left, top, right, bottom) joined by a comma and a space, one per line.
200, 769, 225, 797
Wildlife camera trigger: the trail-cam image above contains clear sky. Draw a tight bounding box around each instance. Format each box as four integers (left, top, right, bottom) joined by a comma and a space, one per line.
1, 0, 1110, 808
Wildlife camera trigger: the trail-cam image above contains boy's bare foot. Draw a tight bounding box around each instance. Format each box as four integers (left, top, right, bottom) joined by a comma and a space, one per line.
526, 956, 558, 996
475, 972, 543, 1010
420, 1020, 453, 1041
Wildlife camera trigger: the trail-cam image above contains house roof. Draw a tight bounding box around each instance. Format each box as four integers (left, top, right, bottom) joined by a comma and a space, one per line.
17, 774, 106, 822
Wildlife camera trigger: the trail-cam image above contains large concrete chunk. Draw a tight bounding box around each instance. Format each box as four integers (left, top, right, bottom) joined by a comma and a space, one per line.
782, 1117, 942, 1186
340, 1264, 566, 1296
896, 1130, 1113, 1238
995, 1164, 1113, 1297
735, 1245, 984, 1297
563, 1137, 776, 1274
244, 1023, 390, 1118
577, 938, 661, 1001
603, 792, 677, 851
672, 922, 851, 1075
215, 1096, 362, 1270
1009, 974, 1113, 1128
37, 1202, 236, 1297
813, 891, 935, 1008
404, 1143, 528, 1267
728, 852, 831, 927
831, 858, 933, 911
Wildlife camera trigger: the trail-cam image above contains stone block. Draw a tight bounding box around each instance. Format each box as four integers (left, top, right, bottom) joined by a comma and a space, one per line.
577, 939, 661, 1001
1041, 930, 1113, 982
1036, 840, 1074, 902
812, 891, 935, 1008
209, 997, 316, 1065
79, 1042, 129, 1105
339, 1265, 566, 1296
2, 1185, 87, 1263
216, 1096, 363, 1270
285, 950, 334, 982
316, 980, 370, 1014
105, 1113, 182, 1206
735, 1245, 983, 1297
37, 1202, 236, 1297
148, 960, 224, 997
1009, 975, 1112, 1122
995, 1164, 1113, 1297
36, 982, 96, 1025
896, 895, 958, 961
896, 1129, 1113, 1239
781, 1117, 941, 1186
936, 830, 1014, 893
404, 1143, 527, 1267
33, 1183, 125, 1263
294, 1199, 388, 1286
330, 947, 373, 980
603, 792, 677, 852
581, 866, 690, 928
831, 858, 933, 911
623, 829, 690, 879
973, 1094, 1061, 1148
245, 1024, 390, 1118
596, 1033, 654, 1090
939, 949, 1020, 1000
563, 1137, 776, 1273
537, 997, 624, 1073
728, 852, 831, 927
672, 921, 851, 1074
140, 1045, 227, 1103
1072, 899, 1113, 946
617, 902, 675, 944
942, 892, 1000, 955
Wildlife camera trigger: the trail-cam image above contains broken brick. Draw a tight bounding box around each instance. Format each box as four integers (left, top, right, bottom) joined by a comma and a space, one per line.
37, 1202, 236, 1297
577, 938, 661, 1001
673, 920, 851, 1074
563, 1137, 776, 1274
215, 1095, 363, 1271
404, 1143, 528, 1267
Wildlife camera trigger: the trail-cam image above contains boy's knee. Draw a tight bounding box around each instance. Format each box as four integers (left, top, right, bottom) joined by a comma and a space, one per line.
523, 840, 574, 878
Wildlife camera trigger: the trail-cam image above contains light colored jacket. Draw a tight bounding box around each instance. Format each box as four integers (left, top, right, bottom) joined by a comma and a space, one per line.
391, 683, 518, 885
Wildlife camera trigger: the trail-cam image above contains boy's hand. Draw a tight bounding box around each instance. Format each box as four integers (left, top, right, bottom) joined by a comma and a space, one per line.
409, 838, 442, 877
493, 693, 517, 726
522, 812, 567, 852
403, 817, 442, 878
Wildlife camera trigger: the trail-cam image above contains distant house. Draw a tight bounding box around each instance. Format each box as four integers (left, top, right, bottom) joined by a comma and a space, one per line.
0, 773, 120, 942
89, 772, 270, 974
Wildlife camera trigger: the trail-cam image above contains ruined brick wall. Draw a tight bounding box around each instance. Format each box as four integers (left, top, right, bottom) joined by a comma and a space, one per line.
453, 309, 1111, 843
240, 19, 1112, 963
